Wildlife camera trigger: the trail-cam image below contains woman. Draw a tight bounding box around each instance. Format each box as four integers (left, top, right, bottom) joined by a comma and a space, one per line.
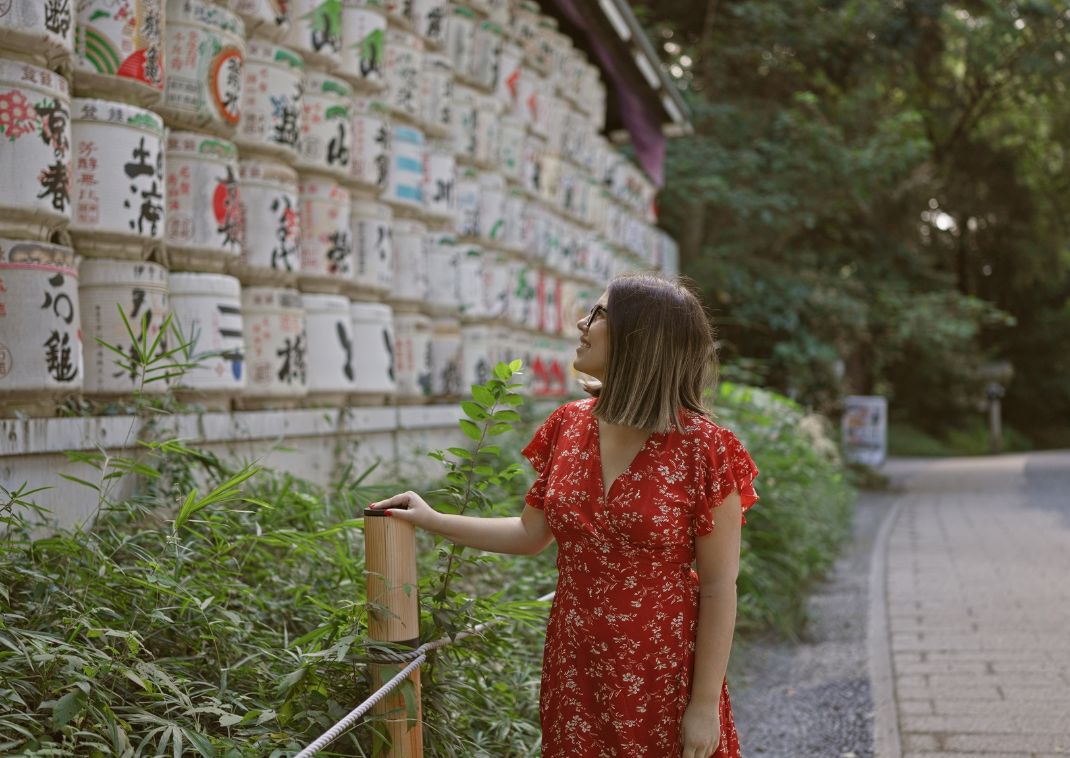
370, 274, 759, 758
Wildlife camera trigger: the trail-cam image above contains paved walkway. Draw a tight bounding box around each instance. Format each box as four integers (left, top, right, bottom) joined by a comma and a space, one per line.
875, 452, 1070, 758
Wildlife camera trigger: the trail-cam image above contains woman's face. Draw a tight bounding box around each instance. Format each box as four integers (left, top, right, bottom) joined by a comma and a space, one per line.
573, 290, 609, 381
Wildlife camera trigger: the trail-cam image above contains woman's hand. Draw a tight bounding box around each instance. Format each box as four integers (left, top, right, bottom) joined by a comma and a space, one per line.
368, 491, 443, 532
680, 699, 721, 758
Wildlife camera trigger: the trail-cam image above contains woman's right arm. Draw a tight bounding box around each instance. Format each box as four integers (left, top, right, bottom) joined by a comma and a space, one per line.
368, 491, 555, 556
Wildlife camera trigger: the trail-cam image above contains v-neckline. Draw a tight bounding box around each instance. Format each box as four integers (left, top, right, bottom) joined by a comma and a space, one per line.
593, 417, 656, 502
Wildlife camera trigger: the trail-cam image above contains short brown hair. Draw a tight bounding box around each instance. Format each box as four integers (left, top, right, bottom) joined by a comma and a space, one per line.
592, 274, 717, 433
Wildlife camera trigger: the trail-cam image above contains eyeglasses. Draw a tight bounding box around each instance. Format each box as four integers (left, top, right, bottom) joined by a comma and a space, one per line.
582, 304, 607, 330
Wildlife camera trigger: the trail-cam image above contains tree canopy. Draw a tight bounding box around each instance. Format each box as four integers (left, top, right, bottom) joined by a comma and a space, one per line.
637, 0, 1070, 446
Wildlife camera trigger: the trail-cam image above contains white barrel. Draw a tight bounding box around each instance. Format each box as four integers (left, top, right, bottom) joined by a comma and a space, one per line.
514, 66, 541, 128
474, 93, 500, 167
0, 239, 82, 406
509, 258, 538, 328
79, 258, 169, 395
494, 40, 522, 111
388, 218, 427, 305
168, 272, 245, 394
393, 309, 431, 399
284, 0, 342, 70
446, 5, 475, 81
411, 0, 448, 49
419, 51, 452, 135
384, 0, 414, 28
521, 131, 545, 197
237, 39, 304, 161
425, 231, 459, 311
430, 315, 462, 397
241, 285, 307, 398
340, 0, 387, 91
298, 176, 352, 292
539, 152, 562, 211
537, 269, 561, 334
544, 94, 569, 155
302, 293, 357, 395
456, 242, 484, 319
454, 166, 479, 238
70, 99, 165, 258
451, 83, 477, 162
384, 122, 424, 210
73, 0, 164, 106
478, 172, 506, 245
236, 159, 300, 280
482, 249, 511, 320
165, 132, 243, 271
422, 140, 455, 221
160, 0, 245, 136
497, 116, 524, 185
349, 95, 390, 193
297, 73, 352, 180
229, 0, 290, 42
468, 19, 502, 91
0, 0, 74, 68
501, 190, 526, 253
383, 27, 422, 123
350, 300, 395, 395
350, 196, 393, 297
460, 321, 492, 388
0, 60, 71, 240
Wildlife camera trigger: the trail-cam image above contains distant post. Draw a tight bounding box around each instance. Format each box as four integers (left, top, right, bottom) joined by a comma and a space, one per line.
978, 361, 1014, 455
842, 396, 888, 467
363, 509, 423, 758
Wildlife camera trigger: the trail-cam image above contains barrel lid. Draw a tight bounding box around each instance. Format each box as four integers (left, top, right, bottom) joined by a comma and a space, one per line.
301, 293, 350, 312
79, 258, 167, 286
392, 124, 425, 145
169, 0, 246, 38
239, 158, 298, 184
72, 99, 165, 135
246, 38, 305, 69
350, 198, 392, 217
305, 72, 353, 100
350, 301, 393, 318
242, 286, 302, 309
169, 272, 242, 297
0, 59, 69, 95
0, 238, 75, 267
167, 132, 239, 160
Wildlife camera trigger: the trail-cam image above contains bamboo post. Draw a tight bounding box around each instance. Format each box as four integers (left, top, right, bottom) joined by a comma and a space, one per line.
363, 508, 423, 758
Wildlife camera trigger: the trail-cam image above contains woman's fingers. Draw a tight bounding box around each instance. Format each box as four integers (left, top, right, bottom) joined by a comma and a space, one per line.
369, 492, 414, 509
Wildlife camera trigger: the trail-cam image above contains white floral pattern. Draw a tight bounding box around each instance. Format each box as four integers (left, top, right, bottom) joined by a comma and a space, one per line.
523, 398, 759, 758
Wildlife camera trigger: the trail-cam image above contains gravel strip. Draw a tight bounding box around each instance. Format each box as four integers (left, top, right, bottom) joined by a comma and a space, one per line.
729, 493, 890, 758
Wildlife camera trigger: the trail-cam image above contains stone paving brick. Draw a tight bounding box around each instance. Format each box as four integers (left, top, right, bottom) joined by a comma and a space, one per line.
944, 734, 1070, 753
901, 732, 940, 750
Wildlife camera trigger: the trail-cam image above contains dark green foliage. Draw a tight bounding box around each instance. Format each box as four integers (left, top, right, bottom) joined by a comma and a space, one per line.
638, 0, 1070, 442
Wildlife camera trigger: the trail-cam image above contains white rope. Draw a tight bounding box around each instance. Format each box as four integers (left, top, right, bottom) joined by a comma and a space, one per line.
294, 591, 555, 756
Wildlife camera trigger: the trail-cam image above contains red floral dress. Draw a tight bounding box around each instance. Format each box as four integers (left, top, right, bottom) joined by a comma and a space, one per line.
522, 398, 759, 758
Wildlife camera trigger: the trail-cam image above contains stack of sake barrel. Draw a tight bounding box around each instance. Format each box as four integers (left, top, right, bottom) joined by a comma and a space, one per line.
0, 0, 674, 417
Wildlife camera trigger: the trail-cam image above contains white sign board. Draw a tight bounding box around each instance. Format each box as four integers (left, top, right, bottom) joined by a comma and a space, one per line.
843, 395, 888, 467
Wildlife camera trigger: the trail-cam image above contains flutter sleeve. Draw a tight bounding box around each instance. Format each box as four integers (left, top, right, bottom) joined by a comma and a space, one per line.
695, 426, 760, 536
520, 403, 569, 510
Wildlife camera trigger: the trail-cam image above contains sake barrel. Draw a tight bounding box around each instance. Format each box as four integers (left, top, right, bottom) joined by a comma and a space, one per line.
393, 308, 431, 400
0, 60, 71, 240
240, 285, 307, 400
481, 248, 510, 320
0, 0, 74, 68
70, 99, 165, 259
160, 0, 245, 136
228, 0, 290, 42
383, 27, 422, 123
543, 94, 568, 155
453, 166, 479, 238
459, 321, 492, 387
508, 257, 537, 328
456, 242, 484, 320
340, 0, 387, 91
349, 95, 390, 193
236, 158, 300, 281
298, 175, 352, 292
165, 132, 243, 272
425, 231, 459, 312
236, 39, 304, 161
532, 16, 557, 75
422, 139, 455, 222
73, 0, 164, 106
445, 5, 475, 83
484, 0, 508, 25
515, 66, 541, 129
284, 0, 342, 70
388, 217, 427, 305
168, 272, 245, 397
494, 40, 521, 111
302, 293, 357, 397
384, 0, 414, 28
79, 258, 169, 395
0, 239, 82, 409
429, 315, 461, 397
350, 299, 395, 396
520, 130, 545, 197
383, 122, 424, 210
467, 19, 502, 91
501, 190, 527, 253
497, 116, 523, 185
411, 0, 447, 49
478, 171, 506, 246
419, 51, 452, 136
350, 196, 393, 297
537, 269, 560, 334
510, 1, 541, 63
451, 83, 477, 162
473, 92, 499, 167
296, 72, 352, 181
539, 152, 562, 209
